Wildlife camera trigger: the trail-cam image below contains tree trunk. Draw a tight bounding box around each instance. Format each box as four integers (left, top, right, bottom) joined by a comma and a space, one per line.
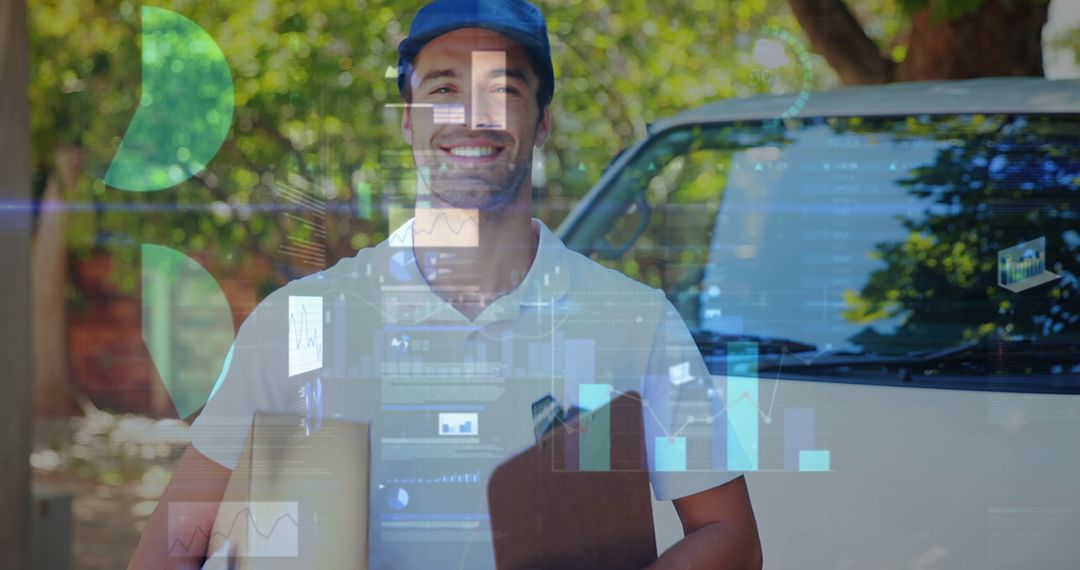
787, 0, 895, 85
897, 0, 1049, 81
0, 0, 33, 565
32, 146, 88, 417
788, 0, 1050, 85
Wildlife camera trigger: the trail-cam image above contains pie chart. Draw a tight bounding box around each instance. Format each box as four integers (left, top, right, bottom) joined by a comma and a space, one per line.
142, 244, 235, 418
387, 487, 410, 510
104, 7, 234, 192
389, 251, 415, 282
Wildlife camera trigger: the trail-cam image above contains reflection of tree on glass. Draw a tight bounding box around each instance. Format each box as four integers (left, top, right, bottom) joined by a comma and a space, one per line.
841, 115, 1080, 373
567, 111, 1080, 389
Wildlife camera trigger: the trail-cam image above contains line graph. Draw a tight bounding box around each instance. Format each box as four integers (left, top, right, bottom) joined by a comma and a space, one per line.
169, 501, 298, 558
389, 209, 480, 248
289, 295, 323, 377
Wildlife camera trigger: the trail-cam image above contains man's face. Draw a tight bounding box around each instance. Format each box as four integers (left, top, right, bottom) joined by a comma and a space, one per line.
402, 28, 551, 211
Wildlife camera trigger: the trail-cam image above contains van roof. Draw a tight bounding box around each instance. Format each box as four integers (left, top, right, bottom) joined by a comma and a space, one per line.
651, 78, 1080, 133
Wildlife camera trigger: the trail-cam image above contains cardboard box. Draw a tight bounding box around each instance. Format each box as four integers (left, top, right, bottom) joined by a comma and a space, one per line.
204, 412, 369, 569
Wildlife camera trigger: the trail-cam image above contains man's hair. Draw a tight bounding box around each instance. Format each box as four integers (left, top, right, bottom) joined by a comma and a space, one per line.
398, 50, 552, 119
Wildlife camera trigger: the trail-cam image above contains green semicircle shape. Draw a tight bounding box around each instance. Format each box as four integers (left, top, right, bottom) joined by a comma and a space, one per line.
142, 244, 235, 418
105, 7, 234, 192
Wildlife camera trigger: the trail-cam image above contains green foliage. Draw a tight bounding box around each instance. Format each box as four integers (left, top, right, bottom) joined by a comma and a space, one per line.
839, 115, 1080, 353
1048, 25, 1080, 65
29, 0, 839, 295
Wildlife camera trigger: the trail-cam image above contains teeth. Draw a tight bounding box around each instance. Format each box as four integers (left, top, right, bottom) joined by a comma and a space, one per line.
448, 146, 498, 158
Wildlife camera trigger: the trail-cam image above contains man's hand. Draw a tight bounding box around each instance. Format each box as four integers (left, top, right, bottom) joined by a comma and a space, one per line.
648, 476, 762, 570
128, 445, 232, 569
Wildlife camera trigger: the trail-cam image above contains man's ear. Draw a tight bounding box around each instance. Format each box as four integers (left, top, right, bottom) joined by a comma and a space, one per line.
534, 106, 551, 148
401, 106, 414, 146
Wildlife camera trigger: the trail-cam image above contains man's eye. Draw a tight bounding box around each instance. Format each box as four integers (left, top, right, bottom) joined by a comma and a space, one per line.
431, 86, 453, 94
494, 85, 519, 95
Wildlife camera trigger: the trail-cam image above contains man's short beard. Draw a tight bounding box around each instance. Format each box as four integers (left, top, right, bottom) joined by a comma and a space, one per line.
423, 164, 530, 212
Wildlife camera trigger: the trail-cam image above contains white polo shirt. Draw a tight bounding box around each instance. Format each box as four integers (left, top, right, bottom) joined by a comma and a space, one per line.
191, 218, 741, 569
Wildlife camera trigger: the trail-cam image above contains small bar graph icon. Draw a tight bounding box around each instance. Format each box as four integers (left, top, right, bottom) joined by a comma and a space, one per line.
438, 413, 478, 436
668, 361, 694, 386
998, 237, 1059, 293
433, 104, 465, 125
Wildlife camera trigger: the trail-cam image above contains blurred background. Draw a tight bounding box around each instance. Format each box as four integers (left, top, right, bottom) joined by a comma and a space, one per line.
2, 0, 1079, 567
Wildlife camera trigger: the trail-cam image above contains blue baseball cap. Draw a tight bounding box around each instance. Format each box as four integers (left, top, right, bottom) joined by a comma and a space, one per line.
397, 0, 555, 108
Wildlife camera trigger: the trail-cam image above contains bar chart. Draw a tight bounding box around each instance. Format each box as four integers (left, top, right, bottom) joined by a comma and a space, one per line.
727, 342, 759, 471
438, 413, 478, 436
997, 237, 1059, 292
785, 407, 831, 472
561, 341, 832, 473
386, 471, 481, 485
655, 436, 688, 472
1000, 247, 1045, 285
579, 383, 612, 471
798, 450, 831, 472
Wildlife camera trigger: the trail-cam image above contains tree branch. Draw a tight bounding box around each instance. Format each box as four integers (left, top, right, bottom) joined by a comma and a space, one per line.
252, 117, 312, 176
787, 0, 895, 85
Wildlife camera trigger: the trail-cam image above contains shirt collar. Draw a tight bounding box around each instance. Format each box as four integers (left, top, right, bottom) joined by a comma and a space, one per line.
517, 219, 571, 308
382, 217, 571, 323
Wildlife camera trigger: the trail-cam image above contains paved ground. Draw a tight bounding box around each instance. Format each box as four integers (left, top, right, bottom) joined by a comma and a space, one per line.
32, 413, 187, 570
33, 471, 161, 570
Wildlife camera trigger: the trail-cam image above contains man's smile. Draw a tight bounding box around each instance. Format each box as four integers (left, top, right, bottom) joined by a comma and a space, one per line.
438, 138, 508, 165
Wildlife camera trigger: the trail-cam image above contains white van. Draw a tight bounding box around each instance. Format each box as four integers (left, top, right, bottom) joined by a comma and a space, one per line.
557, 77, 1080, 570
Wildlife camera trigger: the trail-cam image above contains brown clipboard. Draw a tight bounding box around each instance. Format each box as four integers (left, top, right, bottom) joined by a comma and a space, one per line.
487, 392, 657, 570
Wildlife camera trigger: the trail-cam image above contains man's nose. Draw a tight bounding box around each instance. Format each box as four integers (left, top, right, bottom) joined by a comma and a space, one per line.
470, 90, 506, 130
469, 51, 507, 130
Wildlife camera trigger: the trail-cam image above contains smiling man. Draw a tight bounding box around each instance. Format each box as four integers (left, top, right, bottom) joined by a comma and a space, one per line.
129, 1, 761, 569
406, 31, 531, 209
399, 21, 552, 319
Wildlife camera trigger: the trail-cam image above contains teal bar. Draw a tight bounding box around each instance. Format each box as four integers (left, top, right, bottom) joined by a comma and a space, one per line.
655, 436, 687, 472
579, 383, 611, 471
799, 450, 831, 472
727, 342, 759, 471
